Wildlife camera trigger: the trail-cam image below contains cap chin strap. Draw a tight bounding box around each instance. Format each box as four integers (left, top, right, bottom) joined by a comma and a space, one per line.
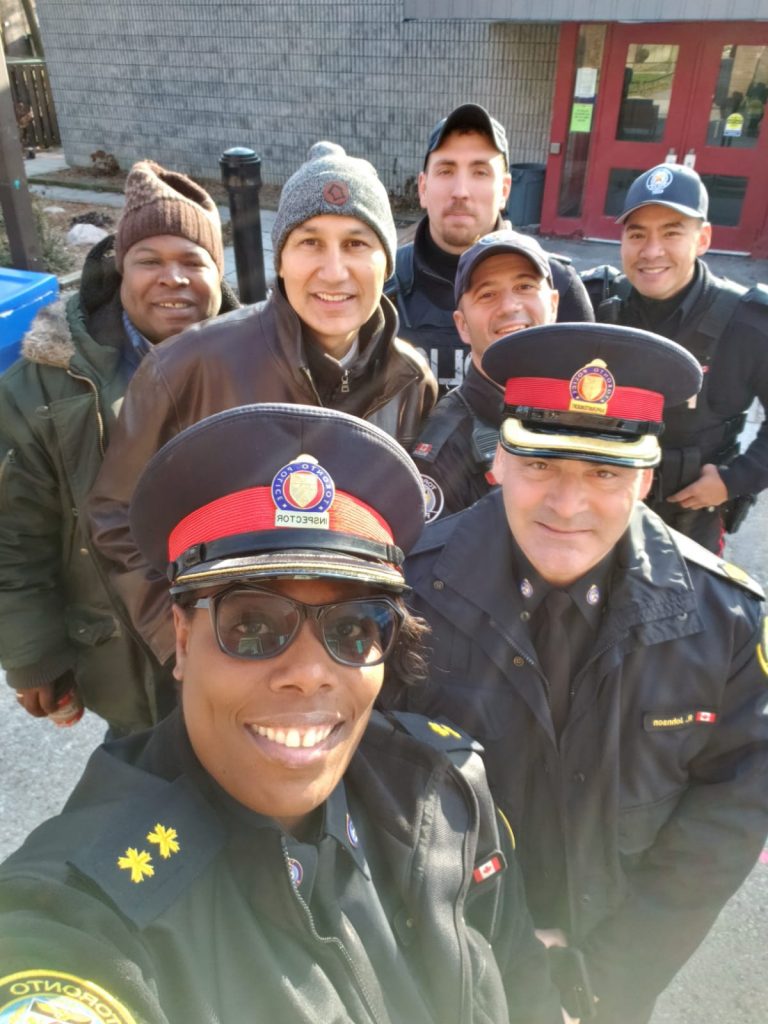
500, 417, 660, 468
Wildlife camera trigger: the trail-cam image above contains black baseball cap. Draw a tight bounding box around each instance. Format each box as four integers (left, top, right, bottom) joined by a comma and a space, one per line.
455, 229, 553, 305
424, 103, 509, 169
130, 404, 427, 594
617, 164, 709, 223
482, 323, 703, 468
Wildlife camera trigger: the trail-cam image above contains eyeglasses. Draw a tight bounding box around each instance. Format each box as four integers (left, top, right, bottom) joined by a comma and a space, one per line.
191, 586, 404, 668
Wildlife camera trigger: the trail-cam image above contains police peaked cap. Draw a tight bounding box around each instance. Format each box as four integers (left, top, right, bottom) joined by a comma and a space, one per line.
482, 323, 703, 468
130, 404, 427, 593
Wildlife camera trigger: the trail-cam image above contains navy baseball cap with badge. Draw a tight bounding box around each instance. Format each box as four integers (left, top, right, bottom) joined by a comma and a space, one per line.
455, 228, 554, 304
483, 323, 703, 468
129, 404, 426, 596
425, 103, 509, 169
617, 163, 709, 223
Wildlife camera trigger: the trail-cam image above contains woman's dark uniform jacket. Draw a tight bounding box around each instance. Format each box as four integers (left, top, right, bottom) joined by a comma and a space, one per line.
383, 493, 768, 1023
0, 708, 563, 1024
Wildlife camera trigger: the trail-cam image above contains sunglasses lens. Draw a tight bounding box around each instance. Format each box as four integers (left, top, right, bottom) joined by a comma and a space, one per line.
322, 600, 399, 666
215, 591, 300, 658
210, 590, 401, 666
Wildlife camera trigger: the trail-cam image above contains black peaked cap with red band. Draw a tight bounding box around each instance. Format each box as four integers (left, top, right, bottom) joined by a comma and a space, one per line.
482, 323, 703, 468
129, 404, 426, 594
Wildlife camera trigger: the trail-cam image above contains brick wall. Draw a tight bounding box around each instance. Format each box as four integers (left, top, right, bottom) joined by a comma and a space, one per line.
36, 0, 558, 191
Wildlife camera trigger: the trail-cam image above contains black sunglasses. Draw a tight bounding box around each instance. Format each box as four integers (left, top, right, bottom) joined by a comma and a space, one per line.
191, 586, 404, 668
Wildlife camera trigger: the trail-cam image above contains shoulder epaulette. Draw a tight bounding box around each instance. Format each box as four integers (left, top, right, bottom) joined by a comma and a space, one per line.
741, 283, 768, 308
411, 390, 469, 464
673, 530, 764, 599
70, 775, 226, 929
580, 264, 622, 284
388, 710, 483, 754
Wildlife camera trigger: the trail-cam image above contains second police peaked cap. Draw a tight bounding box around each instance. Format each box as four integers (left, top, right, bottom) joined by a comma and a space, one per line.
482, 323, 703, 468
129, 404, 427, 594
617, 163, 709, 222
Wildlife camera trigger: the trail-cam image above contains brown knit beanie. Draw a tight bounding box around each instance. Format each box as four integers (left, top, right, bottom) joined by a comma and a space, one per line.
115, 160, 224, 275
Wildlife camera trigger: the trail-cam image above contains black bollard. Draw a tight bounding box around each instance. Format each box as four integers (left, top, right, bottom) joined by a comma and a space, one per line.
220, 147, 266, 304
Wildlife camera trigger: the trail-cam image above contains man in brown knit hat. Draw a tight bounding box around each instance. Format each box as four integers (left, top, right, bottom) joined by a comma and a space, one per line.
0, 160, 237, 736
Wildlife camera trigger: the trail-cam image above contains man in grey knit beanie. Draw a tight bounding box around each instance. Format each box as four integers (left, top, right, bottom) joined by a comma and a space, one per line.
88, 143, 436, 670
272, 142, 397, 276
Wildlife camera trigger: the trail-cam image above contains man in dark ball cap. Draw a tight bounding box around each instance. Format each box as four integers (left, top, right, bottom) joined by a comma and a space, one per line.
582, 162, 768, 552
383, 323, 768, 1024
0, 404, 564, 1024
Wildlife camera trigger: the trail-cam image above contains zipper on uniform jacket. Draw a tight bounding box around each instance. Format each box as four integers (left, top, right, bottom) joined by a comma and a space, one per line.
280, 845, 389, 1024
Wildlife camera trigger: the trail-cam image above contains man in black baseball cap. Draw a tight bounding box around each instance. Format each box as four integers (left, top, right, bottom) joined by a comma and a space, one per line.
582, 162, 768, 552
386, 103, 594, 397
412, 229, 559, 521
383, 322, 768, 1024
0, 403, 565, 1024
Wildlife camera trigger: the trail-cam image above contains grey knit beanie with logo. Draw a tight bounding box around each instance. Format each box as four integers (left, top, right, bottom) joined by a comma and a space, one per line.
272, 142, 396, 276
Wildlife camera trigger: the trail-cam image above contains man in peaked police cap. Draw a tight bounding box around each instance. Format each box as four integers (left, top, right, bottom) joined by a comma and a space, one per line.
0, 404, 565, 1024
382, 324, 768, 1023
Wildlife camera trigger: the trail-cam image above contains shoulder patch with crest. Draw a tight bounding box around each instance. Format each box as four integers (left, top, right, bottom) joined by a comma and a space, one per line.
0, 969, 137, 1023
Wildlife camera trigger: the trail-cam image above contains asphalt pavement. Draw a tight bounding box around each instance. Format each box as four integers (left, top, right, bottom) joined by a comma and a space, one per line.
3, 150, 767, 1021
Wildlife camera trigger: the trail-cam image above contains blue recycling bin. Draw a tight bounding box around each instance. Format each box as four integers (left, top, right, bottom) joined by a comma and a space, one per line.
506, 162, 546, 228
0, 268, 59, 373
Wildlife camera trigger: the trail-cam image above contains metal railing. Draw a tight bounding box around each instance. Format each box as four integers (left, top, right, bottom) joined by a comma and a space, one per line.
6, 57, 60, 150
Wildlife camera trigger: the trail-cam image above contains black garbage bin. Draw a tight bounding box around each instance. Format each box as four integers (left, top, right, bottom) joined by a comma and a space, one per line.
506, 162, 546, 227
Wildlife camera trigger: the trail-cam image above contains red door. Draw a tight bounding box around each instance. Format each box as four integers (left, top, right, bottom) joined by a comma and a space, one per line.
563, 23, 768, 255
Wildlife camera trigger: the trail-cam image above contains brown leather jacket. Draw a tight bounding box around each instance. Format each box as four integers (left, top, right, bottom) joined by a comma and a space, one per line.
87, 286, 436, 664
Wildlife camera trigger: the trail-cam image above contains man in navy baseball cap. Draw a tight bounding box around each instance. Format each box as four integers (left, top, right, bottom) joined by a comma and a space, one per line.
411, 229, 559, 522
616, 163, 709, 223
581, 162, 768, 553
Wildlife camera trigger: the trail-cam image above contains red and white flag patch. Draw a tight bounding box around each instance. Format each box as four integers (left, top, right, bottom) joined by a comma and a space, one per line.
695, 710, 718, 724
473, 854, 504, 884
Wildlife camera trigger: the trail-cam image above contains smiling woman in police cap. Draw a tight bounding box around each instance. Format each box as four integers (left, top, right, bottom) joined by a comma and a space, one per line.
0, 403, 564, 1024
385, 322, 768, 1024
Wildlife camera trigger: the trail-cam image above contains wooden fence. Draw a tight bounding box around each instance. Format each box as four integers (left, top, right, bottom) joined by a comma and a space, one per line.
6, 57, 60, 150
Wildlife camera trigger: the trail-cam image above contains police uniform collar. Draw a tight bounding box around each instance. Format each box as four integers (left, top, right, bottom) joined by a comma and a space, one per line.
322, 780, 369, 876
283, 781, 370, 903
510, 534, 614, 628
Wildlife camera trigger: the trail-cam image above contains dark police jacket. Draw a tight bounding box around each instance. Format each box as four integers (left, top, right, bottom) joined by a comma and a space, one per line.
412, 362, 503, 520
583, 259, 768, 502
0, 709, 562, 1024
383, 492, 768, 1022
386, 216, 595, 394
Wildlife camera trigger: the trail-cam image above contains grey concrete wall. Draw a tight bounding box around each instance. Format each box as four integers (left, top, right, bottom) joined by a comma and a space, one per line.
34, 0, 558, 191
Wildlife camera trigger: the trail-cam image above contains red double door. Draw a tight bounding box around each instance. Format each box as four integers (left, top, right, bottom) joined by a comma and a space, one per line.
543, 22, 768, 256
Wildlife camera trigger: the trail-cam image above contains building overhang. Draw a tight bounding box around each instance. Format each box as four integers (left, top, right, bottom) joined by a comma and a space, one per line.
403, 0, 767, 21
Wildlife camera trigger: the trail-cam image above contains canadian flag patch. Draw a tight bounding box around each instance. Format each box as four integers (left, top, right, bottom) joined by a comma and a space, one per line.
473, 853, 505, 884
414, 442, 432, 456
695, 710, 718, 724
